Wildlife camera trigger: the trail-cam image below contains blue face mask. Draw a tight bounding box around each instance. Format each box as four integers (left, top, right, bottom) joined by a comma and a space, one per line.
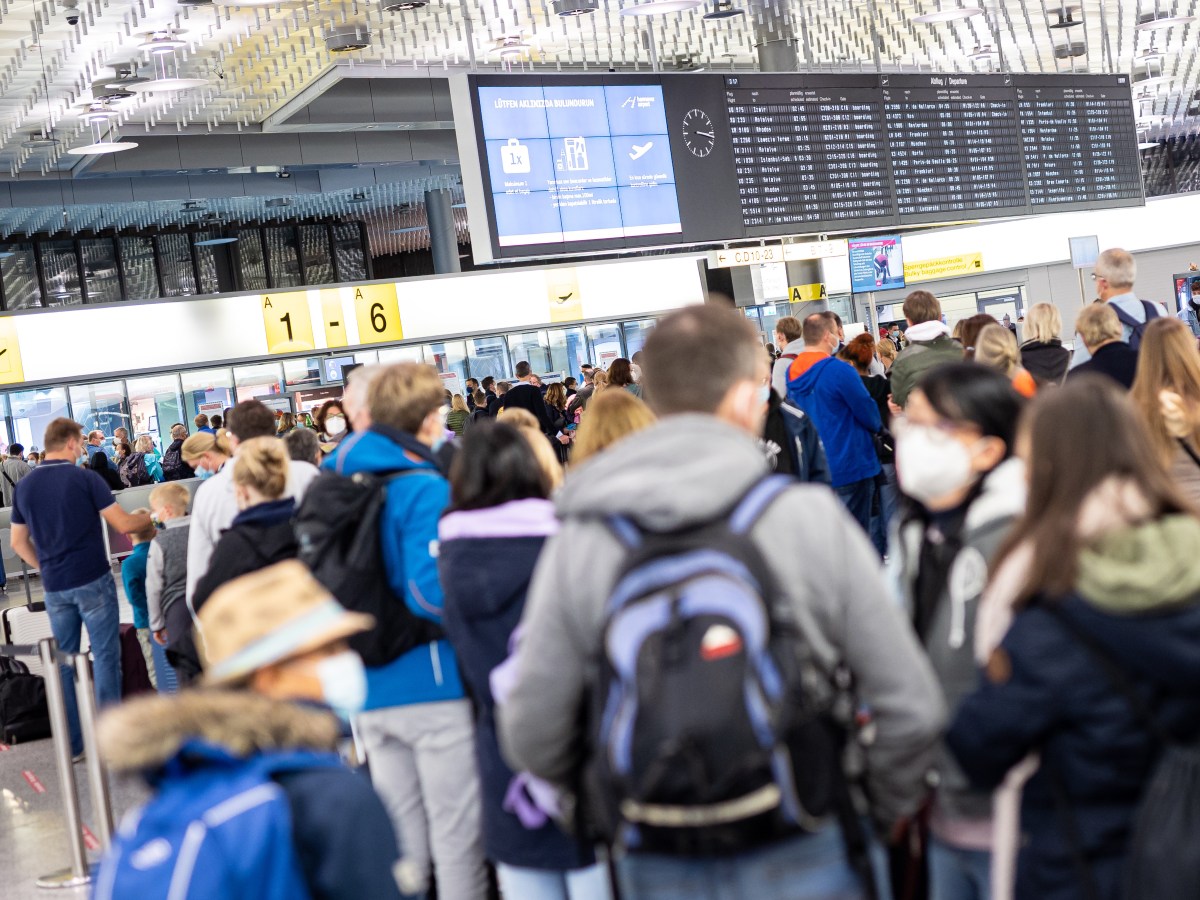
195, 466, 214, 481
757, 384, 771, 406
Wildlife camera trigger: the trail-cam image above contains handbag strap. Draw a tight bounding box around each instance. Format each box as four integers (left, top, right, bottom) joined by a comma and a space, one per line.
1179, 438, 1200, 472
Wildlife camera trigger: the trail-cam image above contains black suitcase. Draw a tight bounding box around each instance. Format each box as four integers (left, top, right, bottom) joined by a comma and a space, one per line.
0, 655, 50, 743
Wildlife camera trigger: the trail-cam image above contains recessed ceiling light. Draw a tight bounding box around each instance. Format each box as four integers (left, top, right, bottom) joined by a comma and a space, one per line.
390, 226, 427, 234
619, 0, 703, 16
195, 236, 239, 246
912, 1, 983, 22
67, 141, 139, 155
703, 0, 743, 18
1137, 10, 1196, 29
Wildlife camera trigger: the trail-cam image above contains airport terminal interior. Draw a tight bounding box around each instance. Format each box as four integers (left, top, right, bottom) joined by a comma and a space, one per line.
0, 0, 1199, 897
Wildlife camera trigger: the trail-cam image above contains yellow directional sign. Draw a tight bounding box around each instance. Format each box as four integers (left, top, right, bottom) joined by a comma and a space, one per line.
547, 270, 583, 323
789, 283, 827, 303
0, 318, 25, 385
903, 253, 985, 284
352, 284, 403, 344
262, 292, 315, 354
320, 291, 349, 348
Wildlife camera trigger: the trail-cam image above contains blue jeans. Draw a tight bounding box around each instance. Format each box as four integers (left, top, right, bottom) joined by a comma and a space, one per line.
496, 862, 611, 900
835, 477, 876, 536
616, 825, 891, 900
869, 464, 898, 558
43, 573, 122, 755
928, 836, 990, 900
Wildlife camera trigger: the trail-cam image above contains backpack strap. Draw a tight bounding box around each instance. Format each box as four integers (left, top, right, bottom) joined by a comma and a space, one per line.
728, 475, 792, 535
1142, 300, 1161, 321
779, 353, 798, 360
606, 515, 643, 551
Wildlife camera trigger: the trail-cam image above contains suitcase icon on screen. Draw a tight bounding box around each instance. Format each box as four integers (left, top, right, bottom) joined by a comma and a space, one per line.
501, 138, 531, 174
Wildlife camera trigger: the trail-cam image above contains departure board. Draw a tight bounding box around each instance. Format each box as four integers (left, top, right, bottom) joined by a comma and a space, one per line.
1015, 74, 1143, 212
881, 74, 1028, 223
723, 75, 894, 234
454, 72, 1145, 263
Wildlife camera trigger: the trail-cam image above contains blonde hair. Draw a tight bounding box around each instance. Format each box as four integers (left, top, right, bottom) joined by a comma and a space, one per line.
450, 393, 469, 414
181, 431, 231, 464
231, 436, 289, 500
572, 389, 657, 465
1131, 317, 1200, 465
1024, 303, 1062, 344
134, 435, 154, 454
369, 363, 443, 434
1075, 304, 1122, 350
974, 324, 1021, 377
592, 370, 609, 393
877, 340, 897, 363
149, 482, 191, 516
496, 408, 562, 490
129, 508, 157, 543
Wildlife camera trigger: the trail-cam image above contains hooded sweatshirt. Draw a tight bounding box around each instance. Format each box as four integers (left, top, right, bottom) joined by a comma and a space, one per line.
788, 356, 882, 488
499, 414, 945, 829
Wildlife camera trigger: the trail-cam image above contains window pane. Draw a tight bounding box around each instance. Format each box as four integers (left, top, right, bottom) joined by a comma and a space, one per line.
236, 230, 268, 292
233, 362, 284, 403
465, 336, 510, 382
157, 233, 198, 297
301, 225, 335, 285
68, 381, 128, 440
180, 368, 235, 426
621, 319, 656, 359
0, 395, 13, 454
423, 341, 468, 388
126, 373, 183, 452
1, 244, 40, 310
546, 327, 588, 380
120, 237, 159, 302
505, 331, 550, 373
283, 357, 322, 389
332, 223, 366, 282
354, 351, 379, 365
266, 227, 302, 289
8, 388, 68, 454
193, 234, 220, 295
40, 241, 82, 307
586, 323, 623, 369
80, 238, 121, 305
378, 346, 424, 365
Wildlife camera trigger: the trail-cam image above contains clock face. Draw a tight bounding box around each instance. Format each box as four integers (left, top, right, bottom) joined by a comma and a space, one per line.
682, 108, 716, 158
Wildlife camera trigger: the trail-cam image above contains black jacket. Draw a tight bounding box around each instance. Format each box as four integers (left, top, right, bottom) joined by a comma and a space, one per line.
90, 449, 124, 491
500, 382, 554, 435
1020, 340, 1071, 387
192, 498, 298, 612
1068, 342, 1139, 390
161, 438, 195, 481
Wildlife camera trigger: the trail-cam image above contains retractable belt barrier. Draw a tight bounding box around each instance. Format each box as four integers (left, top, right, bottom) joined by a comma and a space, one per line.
21, 638, 116, 890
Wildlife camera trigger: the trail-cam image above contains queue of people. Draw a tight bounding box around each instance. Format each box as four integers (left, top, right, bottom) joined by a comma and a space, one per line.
7, 245, 1198, 900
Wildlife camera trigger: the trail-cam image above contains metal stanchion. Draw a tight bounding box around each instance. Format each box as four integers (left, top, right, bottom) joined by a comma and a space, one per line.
34, 639, 91, 890
72, 653, 114, 850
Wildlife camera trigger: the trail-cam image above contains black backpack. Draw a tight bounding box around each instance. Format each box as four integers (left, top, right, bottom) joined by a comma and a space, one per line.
120, 452, 153, 488
161, 442, 193, 481
295, 470, 443, 668
1109, 300, 1162, 351
0, 655, 50, 744
585, 476, 872, 882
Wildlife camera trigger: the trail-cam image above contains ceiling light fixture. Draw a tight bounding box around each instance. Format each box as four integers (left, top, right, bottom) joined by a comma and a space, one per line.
494, 36, 532, 58
1136, 9, 1196, 30
195, 236, 239, 246
137, 31, 187, 53
381, 0, 430, 9
102, 64, 150, 91
90, 78, 134, 102
552, 0, 599, 14
619, 0, 703, 16
912, 0, 983, 23
389, 226, 427, 234
126, 49, 208, 93
67, 118, 138, 154
1054, 41, 1087, 58
703, 0, 744, 19
80, 104, 117, 124
325, 24, 372, 52
21, 133, 60, 149
1047, 7, 1081, 28
967, 44, 997, 58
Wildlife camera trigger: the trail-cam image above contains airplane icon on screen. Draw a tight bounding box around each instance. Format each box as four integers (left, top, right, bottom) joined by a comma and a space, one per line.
629, 142, 653, 160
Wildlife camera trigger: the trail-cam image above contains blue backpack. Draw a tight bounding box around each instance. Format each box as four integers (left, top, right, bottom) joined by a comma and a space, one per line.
587, 477, 864, 862
93, 743, 342, 900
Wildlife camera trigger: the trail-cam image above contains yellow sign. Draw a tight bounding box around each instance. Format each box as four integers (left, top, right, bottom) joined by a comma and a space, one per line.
320, 291, 348, 348
789, 283, 827, 303
261, 292, 315, 354
352, 284, 403, 344
0, 318, 25, 385
546, 270, 583, 323
903, 253, 985, 284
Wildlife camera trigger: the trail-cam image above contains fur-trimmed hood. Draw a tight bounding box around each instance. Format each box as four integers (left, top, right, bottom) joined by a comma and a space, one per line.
97, 690, 341, 774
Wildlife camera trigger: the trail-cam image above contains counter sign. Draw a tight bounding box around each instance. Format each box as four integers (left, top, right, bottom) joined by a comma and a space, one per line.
352, 285, 403, 344
262, 292, 315, 354
0, 318, 24, 385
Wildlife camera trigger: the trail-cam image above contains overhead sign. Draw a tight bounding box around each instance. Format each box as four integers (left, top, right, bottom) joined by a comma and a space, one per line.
0, 318, 25, 385
789, 283, 827, 303
352, 284, 404, 344
710, 245, 787, 268
903, 252, 985, 283
262, 293, 316, 354
783, 240, 848, 261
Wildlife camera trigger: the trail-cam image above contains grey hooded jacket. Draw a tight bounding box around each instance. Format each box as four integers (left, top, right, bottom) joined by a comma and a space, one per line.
499, 414, 946, 828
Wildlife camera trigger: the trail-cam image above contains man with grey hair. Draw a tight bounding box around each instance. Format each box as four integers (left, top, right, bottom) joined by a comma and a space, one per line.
1072, 247, 1165, 367
342, 364, 387, 434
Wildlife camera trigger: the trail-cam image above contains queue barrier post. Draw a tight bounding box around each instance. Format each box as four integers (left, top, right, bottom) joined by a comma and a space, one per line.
34, 638, 92, 890
72, 653, 115, 850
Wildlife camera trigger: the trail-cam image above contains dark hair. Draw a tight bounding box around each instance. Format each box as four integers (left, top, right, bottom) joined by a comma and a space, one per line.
608, 358, 635, 388
210, 415, 223, 430
315, 399, 344, 433
8, 443, 23, 457
802, 313, 836, 345
824, 310, 843, 329
284, 428, 321, 465
916, 364, 1023, 458
473, 389, 487, 406
995, 375, 1192, 607
564, 377, 578, 389
447, 421, 550, 512
839, 333, 877, 374
514, 361, 532, 378
642, 305, 761, 415
226, 400, 277, 441
481, 376, 495, 390
466, 378, 479, 388
957, 314, 999, 360
903, 290, 941, 325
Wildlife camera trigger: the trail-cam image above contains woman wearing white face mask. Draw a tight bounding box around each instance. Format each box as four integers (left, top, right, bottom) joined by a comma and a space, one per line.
316, 399, 349, 444
93, 561, 407, 900
889, 363, 1026, 900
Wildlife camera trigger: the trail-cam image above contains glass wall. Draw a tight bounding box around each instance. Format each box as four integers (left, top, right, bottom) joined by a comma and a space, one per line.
9, 388, 66, 452
120, 236, 159, 302
465, 337, 510, 382
1, 245, 39, 310
621, 319, 656, 359
194, 237, 221, 295
547, 327, 588, 380
422, 341, 468, 393
301, 225, 335, 285
81, 238, 122, 305
236, 231, 269, 292
378, 346, 424, 365
283, 358, 322, 389
180, 368, 235, 426
69, 381, 129, 439
586, 323, 624, 369
333, 223, 367, 281
40, 241, 82, 306
266, 227, 303, 289
126, 373, 184, 452
506, 331, 550, 373
234, 362, 284, 403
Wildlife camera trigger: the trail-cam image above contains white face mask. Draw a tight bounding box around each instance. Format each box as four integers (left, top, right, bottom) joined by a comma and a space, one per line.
895, 425, 977, 505
324, 416, 346, 437
314, 650, 367, 720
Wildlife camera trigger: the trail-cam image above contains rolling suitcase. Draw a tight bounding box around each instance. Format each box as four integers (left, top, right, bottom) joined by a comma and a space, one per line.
1, 601, 52, 677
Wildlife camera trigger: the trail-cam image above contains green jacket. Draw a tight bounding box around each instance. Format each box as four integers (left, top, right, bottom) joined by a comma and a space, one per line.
889, 335, 963, 408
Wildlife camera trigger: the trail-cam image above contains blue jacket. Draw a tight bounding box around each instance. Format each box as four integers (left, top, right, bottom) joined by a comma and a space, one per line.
948, 592, 1200, 900
323, 427, 465, 711
438, 499, 592, 871
122, 541, 151, 629
787, 356, 881, 487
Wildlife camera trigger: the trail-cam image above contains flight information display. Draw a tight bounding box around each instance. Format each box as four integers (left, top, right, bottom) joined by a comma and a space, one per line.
453, 72, 1145, 263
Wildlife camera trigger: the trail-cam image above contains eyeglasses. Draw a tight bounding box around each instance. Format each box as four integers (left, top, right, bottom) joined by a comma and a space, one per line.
1091, 273, 1107, 282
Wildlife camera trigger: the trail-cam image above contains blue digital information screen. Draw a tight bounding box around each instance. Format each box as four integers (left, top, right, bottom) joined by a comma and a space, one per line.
477, 84, 682, 248
847, 235, 905, 293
